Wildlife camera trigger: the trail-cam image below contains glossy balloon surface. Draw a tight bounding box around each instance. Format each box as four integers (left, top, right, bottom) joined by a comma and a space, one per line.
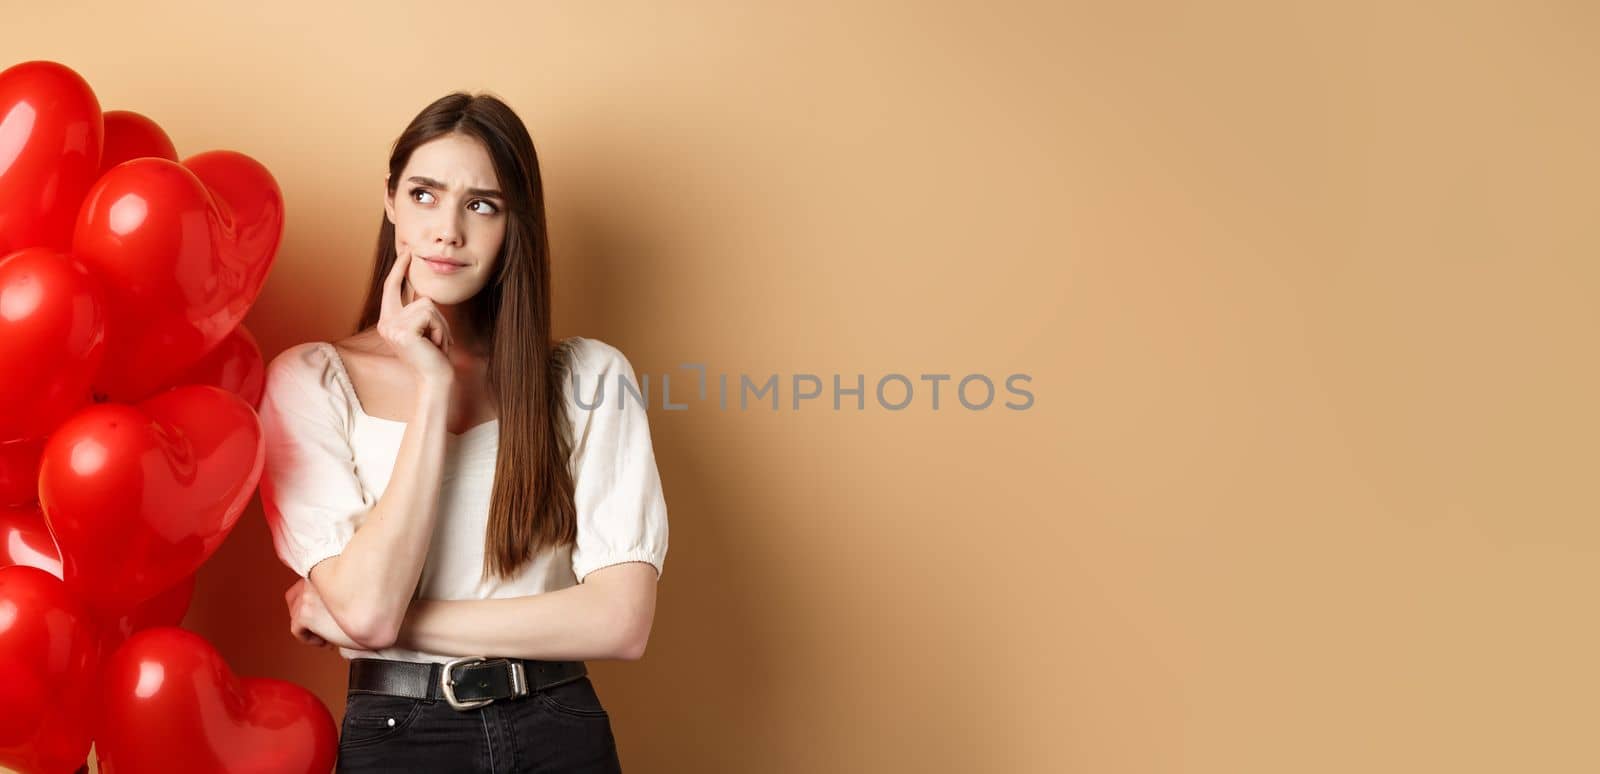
0, 61, 104, 255
96, 627, 338, 774
0, 247, 106, 443
177, 324, 267, 408
38, 384, 263, 617
98, 109, 178, 175
73, 152, 282, 402
0, 565, 101, 774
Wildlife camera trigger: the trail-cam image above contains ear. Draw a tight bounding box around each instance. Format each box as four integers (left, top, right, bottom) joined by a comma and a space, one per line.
383, 175, 396, 225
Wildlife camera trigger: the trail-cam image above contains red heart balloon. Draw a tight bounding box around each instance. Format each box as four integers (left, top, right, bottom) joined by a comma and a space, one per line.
72, 151, 282, 402
0, 247, 107, 443
98, 573, 196, 656
0, 61, 104, 255
176, 324, 267, 409
0, 502, 63, 576
99, 109, 178, 176
38, 384, 263, 618
0, 565, 101, 774
97, 626, 337, 774
0, 503, 196, 652
0, 435, 47, 507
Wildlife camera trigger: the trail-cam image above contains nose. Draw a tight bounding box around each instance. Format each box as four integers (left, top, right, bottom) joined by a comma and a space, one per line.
429, 210, 465, 247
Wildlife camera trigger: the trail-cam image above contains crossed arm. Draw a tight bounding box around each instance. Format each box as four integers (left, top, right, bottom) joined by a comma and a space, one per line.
287, 560, 659, 661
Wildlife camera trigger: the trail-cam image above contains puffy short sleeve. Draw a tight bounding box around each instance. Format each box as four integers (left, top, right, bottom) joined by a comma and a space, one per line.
565, 337, 670, 584
257, 342, 375, 579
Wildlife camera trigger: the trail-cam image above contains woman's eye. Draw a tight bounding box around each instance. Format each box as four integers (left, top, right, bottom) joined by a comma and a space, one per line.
410, 188, 496, 215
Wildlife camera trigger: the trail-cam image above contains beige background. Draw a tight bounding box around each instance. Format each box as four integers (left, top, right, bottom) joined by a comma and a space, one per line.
6, 0, 1598, 771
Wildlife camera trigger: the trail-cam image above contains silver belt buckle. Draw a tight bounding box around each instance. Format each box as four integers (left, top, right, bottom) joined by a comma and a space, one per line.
441, 656, 493, 711
441, 656, 529, 711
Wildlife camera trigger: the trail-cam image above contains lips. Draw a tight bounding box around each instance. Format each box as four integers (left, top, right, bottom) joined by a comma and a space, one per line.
419, 255, 465, 266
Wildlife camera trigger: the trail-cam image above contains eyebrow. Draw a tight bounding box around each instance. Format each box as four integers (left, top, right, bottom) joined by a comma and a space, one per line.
406, 176, 504, 199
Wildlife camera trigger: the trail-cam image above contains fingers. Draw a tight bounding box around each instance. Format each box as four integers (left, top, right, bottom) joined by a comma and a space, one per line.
423, 302, 453, 353
374, 241, 455, 366
291, 627, 327, 648
399, 295, 452, 354
286, 583, 312, 644
381, 244, 412, 321
288, 602, 331, 647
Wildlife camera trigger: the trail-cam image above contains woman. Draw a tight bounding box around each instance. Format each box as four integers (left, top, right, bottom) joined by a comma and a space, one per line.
257, 92, 668, 773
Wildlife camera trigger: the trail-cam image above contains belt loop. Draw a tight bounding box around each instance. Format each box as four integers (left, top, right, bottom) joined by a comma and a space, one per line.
509, 661, 528, 696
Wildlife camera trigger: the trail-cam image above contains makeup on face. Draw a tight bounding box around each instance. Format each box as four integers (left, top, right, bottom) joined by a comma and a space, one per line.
390, 134, 509, 290
421, 255, 467, 275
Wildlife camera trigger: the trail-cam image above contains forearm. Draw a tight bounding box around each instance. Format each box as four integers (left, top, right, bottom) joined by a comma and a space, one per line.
392, 582, 637, 661
315, 381, 453, 646
305, 601, 370, 651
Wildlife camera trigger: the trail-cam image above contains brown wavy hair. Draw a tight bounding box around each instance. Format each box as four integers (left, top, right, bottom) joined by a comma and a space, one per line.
354, 92, 576, 583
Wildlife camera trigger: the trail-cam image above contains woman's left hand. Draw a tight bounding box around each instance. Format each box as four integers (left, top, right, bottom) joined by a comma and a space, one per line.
286, 577, 366, 650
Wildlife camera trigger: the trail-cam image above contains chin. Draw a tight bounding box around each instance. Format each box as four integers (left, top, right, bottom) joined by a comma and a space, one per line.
413, 279, 482, 305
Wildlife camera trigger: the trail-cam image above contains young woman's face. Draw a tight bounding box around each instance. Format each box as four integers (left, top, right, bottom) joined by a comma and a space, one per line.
383, 132, 507, 305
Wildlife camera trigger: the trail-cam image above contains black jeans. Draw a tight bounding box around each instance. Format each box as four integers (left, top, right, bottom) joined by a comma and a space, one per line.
335, 674, 624, 773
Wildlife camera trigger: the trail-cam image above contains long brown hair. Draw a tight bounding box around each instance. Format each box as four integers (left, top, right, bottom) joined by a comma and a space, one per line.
355, 92, 577, 582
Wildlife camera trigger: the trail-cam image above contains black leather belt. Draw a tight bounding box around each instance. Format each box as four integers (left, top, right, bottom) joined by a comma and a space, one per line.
349, 656, 588, 711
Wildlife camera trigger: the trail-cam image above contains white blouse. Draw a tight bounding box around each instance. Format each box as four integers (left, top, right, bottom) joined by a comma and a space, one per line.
256, 336, 668, 664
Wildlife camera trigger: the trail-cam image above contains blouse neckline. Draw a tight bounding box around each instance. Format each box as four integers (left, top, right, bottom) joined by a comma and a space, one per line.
317, 341, 500, 442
